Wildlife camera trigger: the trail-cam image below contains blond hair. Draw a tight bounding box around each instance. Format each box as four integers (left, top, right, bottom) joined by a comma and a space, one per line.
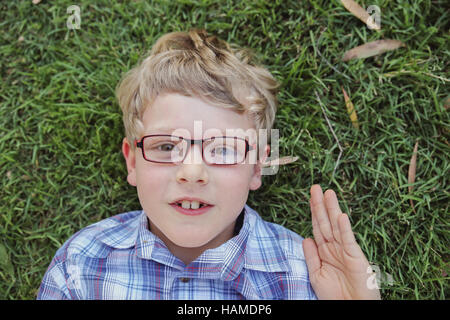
115, 29, 280, 151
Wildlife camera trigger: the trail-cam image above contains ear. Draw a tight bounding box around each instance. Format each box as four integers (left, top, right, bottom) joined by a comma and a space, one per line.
249, 144, 270, 191
122, 137, 137, 187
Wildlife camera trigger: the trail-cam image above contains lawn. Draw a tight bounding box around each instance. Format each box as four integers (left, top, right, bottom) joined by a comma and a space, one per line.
0, 0, 448, 299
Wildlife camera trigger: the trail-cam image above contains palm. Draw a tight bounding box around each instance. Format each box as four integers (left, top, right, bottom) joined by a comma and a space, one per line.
302, 185, 381, 300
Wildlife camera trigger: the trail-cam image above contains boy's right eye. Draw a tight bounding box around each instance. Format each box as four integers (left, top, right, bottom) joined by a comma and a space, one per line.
157, 143, 175, 151
148, 142, 176, 152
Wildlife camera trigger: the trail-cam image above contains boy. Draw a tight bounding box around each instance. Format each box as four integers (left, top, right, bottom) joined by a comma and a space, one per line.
38, 29, 380, 300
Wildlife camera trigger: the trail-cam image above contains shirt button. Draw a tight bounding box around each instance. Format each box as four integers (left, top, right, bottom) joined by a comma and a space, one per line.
179, 277, 190, 283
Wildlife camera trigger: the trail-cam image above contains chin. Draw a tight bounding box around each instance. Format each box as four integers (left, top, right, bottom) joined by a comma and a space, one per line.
169, 230, 217, 248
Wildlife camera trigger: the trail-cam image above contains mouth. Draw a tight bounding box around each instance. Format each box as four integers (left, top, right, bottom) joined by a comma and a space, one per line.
170, 199, 214, 216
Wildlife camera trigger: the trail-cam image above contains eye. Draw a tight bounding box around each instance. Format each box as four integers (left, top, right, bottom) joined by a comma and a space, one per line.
146, 142, 176, 152
157, 143, 174, 152
213, 146, 234, 156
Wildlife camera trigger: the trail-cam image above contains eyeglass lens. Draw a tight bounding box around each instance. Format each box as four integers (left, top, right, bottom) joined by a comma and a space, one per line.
142, 136, 246, 164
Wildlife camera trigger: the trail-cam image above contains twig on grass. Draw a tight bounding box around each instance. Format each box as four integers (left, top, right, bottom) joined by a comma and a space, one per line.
383, 70, 450, 82
316, 27, 352, 81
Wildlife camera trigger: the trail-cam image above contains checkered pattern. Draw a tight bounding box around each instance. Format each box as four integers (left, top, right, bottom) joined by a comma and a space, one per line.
37, 204, 317, 300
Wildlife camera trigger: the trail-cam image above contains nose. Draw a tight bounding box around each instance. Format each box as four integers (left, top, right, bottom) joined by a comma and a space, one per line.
175, 143, 209, 185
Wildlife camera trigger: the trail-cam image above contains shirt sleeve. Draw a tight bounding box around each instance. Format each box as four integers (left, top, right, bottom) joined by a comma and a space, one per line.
307, 281, 318, 300
37, 258, 73, 300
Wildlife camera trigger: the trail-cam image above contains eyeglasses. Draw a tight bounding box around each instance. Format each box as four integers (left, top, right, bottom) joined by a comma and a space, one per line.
135, 134, 255, 165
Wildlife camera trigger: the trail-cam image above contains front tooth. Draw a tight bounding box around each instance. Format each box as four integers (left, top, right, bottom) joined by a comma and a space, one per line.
190, 201, 200, 210
181, 201, 191, 209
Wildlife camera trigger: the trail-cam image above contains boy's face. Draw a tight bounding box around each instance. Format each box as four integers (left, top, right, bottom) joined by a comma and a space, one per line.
122, 92, 269, 250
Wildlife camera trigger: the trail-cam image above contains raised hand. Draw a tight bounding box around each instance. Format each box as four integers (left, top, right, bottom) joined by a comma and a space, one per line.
302, 184, 381, 300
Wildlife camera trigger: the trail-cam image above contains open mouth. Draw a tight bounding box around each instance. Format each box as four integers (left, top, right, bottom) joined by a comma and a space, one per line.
170, 200, 213, 216
173, 200, 210, 210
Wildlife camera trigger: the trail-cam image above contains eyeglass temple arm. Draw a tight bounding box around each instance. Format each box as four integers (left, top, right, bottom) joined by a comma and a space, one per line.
134, 139, 142, 148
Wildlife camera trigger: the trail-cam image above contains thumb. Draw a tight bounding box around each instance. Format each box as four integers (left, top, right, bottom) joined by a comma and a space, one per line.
302, 238, 321, 276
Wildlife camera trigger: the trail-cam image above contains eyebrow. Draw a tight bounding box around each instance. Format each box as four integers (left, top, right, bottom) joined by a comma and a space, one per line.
147, 127, 180, 133
144, 127, 192, 136
146, 127, 227, 135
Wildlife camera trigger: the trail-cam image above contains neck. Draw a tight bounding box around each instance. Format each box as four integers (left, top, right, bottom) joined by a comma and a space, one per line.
148, 219, 236, 265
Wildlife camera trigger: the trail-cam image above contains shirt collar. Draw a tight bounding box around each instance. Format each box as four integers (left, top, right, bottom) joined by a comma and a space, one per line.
95, 212, 140, 249
98, 204, 290, 279
243, 205, 291, 273
134, 207, 251, 278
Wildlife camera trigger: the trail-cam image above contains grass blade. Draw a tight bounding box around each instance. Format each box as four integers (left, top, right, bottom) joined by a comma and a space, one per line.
342, 87, 360, 129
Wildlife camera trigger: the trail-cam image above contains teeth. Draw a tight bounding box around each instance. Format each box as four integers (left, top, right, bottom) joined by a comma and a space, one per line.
180, 200, 202, 210
190, 201, 200, 210
181, 201, 190, 209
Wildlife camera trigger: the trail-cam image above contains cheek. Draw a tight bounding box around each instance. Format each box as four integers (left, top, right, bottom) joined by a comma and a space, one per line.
215, 165, 253, 200
135, 165, 168, 201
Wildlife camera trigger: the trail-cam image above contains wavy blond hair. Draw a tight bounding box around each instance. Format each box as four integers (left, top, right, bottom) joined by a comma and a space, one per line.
115, 29, 280, 151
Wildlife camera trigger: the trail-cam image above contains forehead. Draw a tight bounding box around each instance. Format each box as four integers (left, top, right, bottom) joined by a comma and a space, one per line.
142, 93, 256, 138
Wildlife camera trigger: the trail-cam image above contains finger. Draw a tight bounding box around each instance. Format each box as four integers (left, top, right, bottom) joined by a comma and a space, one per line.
302, 238, 321, 276
324, 189, 343, 243
338, 214, 364, 258
311, 212, 326, 247
310, 184, 334, 242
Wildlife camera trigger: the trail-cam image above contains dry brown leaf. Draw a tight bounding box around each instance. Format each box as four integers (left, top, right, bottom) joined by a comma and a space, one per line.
342, 39, 405, 62
444, 96, 450, 110
340, 0, 380, 30
342, 87, 359, 129
261, 156, 299, 167
408, 140, 419, 212
408, 140, 419, 193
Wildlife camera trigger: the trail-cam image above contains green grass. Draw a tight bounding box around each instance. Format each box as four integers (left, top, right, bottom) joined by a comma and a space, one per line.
1, 0, 448, 300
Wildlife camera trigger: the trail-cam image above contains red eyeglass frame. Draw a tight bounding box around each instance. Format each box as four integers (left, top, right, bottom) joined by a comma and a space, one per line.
134, 134, 256, 165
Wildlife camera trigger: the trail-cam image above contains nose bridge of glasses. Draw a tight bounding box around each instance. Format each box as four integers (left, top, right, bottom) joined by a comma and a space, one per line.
182, 138, 205, 163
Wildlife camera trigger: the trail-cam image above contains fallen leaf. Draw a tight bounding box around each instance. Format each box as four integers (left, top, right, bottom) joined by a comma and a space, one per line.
444, 95, 450, 110
261, 156, 299, 167
442, 263, 449, 277
342, 39, 406, 62
408, 140, 419, 213
340, 0, 380, 30
32, 0, 41, 4
342, 87, 359, 129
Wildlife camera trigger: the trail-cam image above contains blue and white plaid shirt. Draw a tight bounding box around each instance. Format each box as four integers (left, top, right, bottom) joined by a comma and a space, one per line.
37, 204, 317, 300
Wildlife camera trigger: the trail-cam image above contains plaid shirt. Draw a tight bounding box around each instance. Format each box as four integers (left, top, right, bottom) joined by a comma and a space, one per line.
37, 204, 317, 300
